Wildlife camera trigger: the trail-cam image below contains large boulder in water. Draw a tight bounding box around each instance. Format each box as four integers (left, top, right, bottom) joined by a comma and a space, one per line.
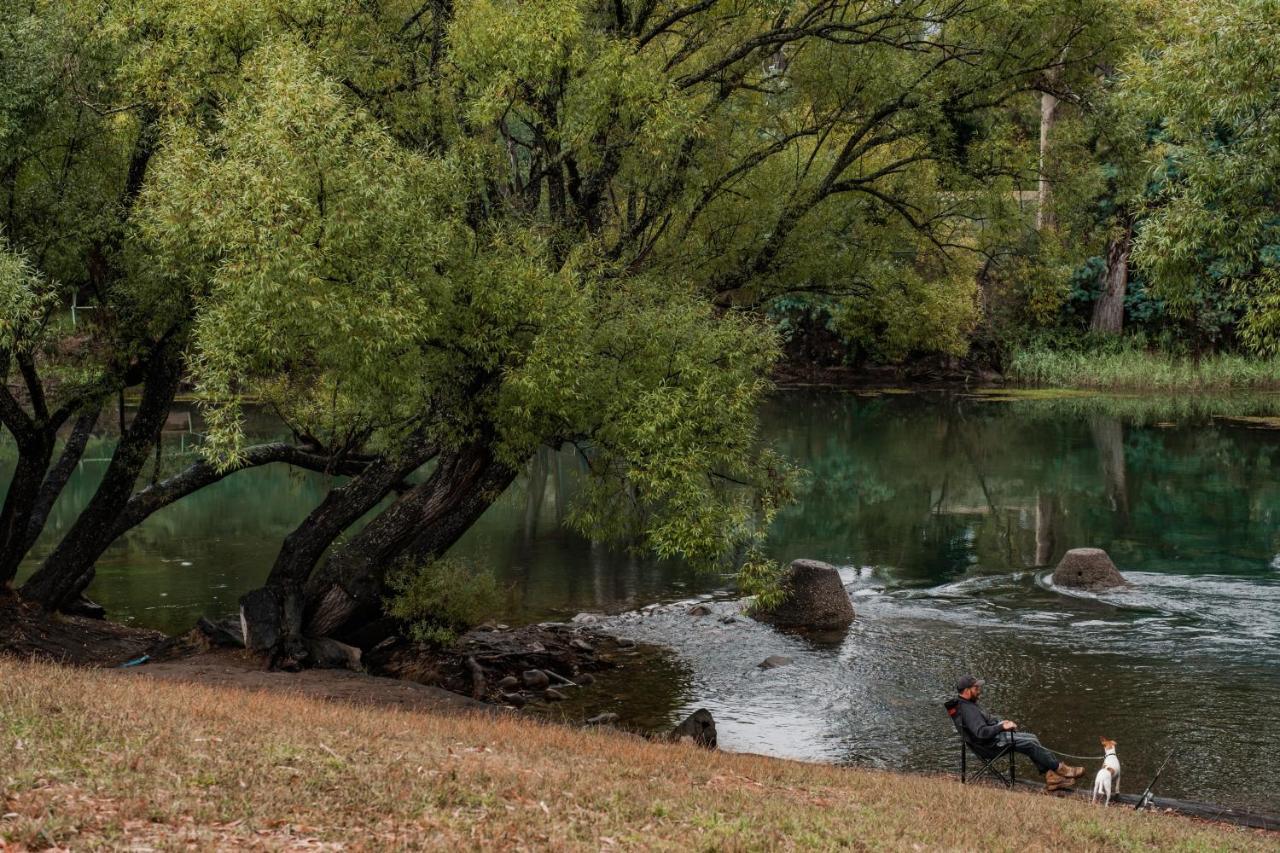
755, 559, 855, 630
1053, 548, 1130, 591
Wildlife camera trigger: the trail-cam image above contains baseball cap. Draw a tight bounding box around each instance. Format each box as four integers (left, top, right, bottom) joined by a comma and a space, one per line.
955, 675, 984, 693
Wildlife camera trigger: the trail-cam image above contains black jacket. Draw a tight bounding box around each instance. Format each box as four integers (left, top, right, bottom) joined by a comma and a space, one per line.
954, 696, 1004, 745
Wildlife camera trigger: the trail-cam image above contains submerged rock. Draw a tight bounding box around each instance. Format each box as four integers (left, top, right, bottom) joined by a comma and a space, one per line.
758, 655, 794, 670
688, 604, 713, 616
544, 687, 568, 702
586, 712, 620, 726
498, 675, 520, 690
755, 559, 855, 630
1053, 548, 1130, 591
671, 709, 717, 748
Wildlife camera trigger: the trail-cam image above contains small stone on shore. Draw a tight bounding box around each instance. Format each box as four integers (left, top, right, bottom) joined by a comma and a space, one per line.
522, 669, 550, 689
671, 709, 716, 748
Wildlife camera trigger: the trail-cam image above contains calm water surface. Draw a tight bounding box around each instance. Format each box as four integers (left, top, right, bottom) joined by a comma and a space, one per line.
10, 391, 1280, 811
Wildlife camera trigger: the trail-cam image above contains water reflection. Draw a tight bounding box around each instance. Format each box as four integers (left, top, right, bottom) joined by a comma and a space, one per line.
762, 392, 1280, 581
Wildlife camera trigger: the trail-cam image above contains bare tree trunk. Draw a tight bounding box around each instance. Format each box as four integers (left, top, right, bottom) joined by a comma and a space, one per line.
22, 409, 101, 554
1036, 89, 1060, 232
303, 442, 516, 641
1091, 222, 1133, 335
21, 342, 183, 610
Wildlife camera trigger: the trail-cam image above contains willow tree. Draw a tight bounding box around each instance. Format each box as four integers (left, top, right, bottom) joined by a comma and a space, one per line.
0, 1, 193, 605
4, 0, 1097, 663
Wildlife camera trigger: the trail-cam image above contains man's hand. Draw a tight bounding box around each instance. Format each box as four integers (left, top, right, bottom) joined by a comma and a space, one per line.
1001, 720, 1018, 731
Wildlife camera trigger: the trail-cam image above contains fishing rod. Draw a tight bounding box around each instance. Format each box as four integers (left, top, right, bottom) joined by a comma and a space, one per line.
1134, 748, 1176, 811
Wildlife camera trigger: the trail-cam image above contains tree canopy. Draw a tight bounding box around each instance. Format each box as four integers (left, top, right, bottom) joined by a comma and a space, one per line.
0, 0, 1184, 661
1126, 0, 1280, 353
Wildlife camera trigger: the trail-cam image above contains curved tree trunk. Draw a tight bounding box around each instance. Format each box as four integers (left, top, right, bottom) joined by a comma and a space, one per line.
302, 442, 516, 642
0, 434, 55, 586
22, 409, 101, 554
237, 434, 439, 662
1091, 222, 1133, 335
21, 342, 183, 610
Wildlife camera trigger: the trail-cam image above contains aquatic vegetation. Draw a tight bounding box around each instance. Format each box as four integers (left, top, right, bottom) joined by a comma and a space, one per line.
1006, 346, 1280, 391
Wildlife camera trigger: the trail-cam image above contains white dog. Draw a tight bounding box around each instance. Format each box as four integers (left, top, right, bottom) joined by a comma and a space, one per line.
1091, 737, 1121, 805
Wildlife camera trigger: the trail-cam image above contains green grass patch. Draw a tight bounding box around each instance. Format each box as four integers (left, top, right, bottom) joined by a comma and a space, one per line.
1006, 345, 1280, 391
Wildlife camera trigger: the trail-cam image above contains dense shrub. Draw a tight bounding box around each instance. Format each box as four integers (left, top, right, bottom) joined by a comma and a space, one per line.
385, 559, 502, 647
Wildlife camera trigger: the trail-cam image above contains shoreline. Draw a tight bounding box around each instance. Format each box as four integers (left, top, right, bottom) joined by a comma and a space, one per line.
2, 655, 1274, 849
5, 595, 1276, 836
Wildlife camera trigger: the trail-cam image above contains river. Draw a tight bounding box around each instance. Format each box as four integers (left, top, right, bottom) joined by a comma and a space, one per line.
10, 390, 1280, 812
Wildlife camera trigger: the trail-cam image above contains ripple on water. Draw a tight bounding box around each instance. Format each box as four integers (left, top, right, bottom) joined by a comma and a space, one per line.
602, 569, 1280, 813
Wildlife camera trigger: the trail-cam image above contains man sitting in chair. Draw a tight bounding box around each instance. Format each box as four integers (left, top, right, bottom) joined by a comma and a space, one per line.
954, 675, 1084, 791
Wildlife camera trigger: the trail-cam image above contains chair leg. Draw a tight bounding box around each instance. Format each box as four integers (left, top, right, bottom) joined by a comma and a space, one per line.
965, 746, 1017, 788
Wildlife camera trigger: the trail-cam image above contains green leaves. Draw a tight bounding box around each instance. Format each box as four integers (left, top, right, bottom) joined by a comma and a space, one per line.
385, 557, 502, 648
1126, 0, 1280, 352
140, 37, 468, 464
4, 1, 1113, 578
0, 240, 52, 353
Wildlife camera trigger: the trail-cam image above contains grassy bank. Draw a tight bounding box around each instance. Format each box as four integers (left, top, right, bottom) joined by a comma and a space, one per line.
1, 660, 1271, 850
1005, 346, 1280, 391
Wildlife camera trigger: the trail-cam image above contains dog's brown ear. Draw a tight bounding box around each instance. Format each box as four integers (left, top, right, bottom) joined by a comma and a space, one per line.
1099, 736, 1106, 745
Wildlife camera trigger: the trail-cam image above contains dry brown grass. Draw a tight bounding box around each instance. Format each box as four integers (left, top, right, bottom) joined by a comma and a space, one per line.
0, 658, 1273, 851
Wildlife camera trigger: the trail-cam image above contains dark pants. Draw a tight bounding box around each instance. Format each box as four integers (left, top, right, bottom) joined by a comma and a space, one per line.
997, 731, 1060, 773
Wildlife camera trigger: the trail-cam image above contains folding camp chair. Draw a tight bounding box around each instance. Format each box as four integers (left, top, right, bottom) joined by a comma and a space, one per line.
944, 698, 1016, 787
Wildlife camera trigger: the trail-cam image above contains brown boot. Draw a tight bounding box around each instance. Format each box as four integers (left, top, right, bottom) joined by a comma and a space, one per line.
1045, 770, 1077, 792
1055, 763, 1084, 779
